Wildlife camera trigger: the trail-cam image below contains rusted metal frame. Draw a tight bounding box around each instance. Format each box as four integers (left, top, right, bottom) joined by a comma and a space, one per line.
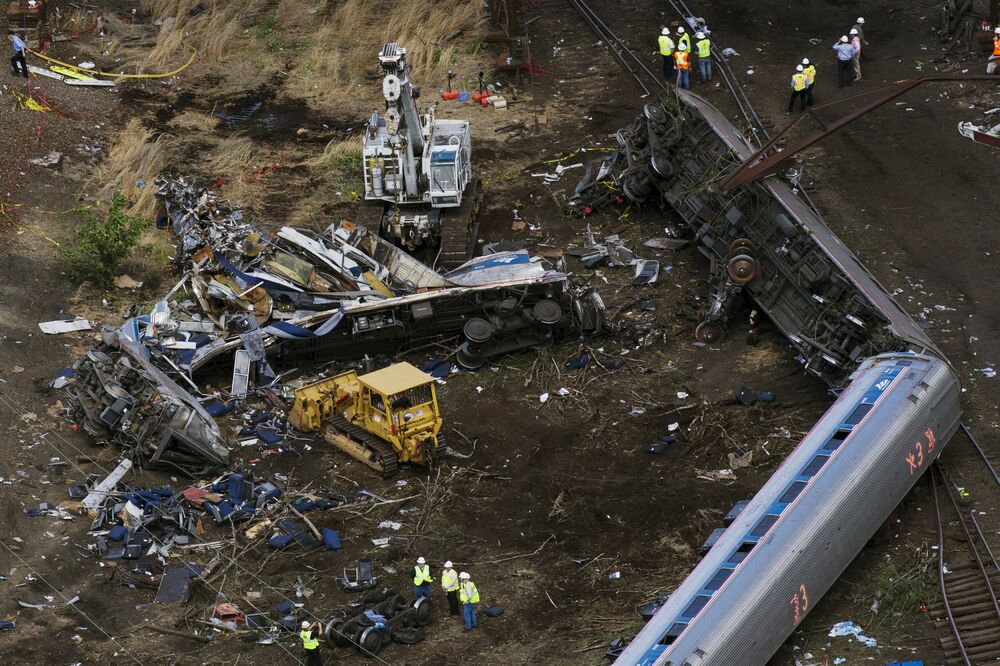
715, 74, 1000, 191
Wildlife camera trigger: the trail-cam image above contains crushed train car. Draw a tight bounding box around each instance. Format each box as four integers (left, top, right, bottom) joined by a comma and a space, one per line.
574, 90, 939, 386
67, 332, 229, 476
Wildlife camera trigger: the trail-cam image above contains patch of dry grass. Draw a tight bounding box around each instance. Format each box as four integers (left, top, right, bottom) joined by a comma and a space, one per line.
138, 0, 255, 72
167, 110, 222, 133
308, 138, 360, 168
92, 119, 175, 219
294, 0, 483, 99
208, 134, 260, 208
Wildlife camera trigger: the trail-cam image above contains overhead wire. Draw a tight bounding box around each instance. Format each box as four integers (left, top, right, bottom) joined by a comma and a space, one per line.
0, 388, 395, 665
0, 538, 146, 665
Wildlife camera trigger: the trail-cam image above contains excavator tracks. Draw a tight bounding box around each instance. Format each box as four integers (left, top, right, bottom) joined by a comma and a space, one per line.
325, 414, 400, 478
439, 180, 484, 271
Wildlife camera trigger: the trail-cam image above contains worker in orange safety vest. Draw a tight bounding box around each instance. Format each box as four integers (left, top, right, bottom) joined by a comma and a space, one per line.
674, 48, 691, 90
988, 27, 1000, 75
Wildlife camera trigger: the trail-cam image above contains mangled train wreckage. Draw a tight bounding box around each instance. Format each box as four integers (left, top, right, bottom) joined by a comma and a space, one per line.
575, 90, 941, 386
574, 90, 961, 666
66, 177, 603, 474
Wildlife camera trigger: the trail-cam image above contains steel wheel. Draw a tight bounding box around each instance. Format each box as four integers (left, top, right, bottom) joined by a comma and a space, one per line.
695, 321, 725, 344
726, 254, 757, 285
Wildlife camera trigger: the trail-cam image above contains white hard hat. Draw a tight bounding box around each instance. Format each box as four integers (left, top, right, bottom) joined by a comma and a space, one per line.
695, 31, 705, 39
802, 58, 810, 65
301, 621, 310, 629
459, 571, 471, 580
661, 27, 669, 35
840, 35, 849, 43
850, 28, 858, 35
796, 64, 803, 72
444, 561, 453, 568
995, 27, 1000, 34
857, 17, 865, 24
676, 26, 685, 34
417, 556, 426, 564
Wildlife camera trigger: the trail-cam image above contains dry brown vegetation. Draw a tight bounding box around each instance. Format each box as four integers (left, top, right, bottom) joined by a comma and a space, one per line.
92, 118, 175, 219
293, 0, 484, 104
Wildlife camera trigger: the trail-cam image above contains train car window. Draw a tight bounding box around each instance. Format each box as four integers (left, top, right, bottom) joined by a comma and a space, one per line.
726, 541, 755, 564
778, 480, 807, 504
801, 454, 829, 476
822, 429, 850, 452
704, 567, 734, 591
895, 360, 912, 367
657, 622, 688, 645
844, 403, 874, 425
680, 595, 711, 619
749, 514, 779, 538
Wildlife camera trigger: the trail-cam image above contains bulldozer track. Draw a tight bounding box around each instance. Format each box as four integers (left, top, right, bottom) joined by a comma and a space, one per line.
439, 180, 483, 271
329, 414, 400, 478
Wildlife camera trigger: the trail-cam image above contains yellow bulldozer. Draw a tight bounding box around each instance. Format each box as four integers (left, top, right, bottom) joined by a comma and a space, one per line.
288, 362, 444, 477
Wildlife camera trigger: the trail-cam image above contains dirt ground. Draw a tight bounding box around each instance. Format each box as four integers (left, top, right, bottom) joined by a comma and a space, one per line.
0, 1, 998, 665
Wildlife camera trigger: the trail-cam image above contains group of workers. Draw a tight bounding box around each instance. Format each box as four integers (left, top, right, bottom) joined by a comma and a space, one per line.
789, 16, 868, 113
658, 25, 712, 90
412, 557, 481, 631
299, 557, 483, 664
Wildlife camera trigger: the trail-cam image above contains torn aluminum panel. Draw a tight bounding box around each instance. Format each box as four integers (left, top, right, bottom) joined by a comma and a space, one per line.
574, 90, 938, 385
958, 120, 1000, 148
66, 333, 229, 476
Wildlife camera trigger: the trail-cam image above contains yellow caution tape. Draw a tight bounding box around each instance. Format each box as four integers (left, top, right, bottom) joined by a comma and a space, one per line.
27, 42, 198, 79
542, 147, 614, 164
50, 64, 97, 81
12, 90, 49, 112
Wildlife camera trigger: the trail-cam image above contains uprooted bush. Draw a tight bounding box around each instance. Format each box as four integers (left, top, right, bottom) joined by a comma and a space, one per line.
61, 195, 147, 286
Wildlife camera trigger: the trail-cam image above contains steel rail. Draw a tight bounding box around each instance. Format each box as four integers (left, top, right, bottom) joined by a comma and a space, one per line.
933, 461, 1000, 665
932, 465, 973, 666
960, 421, 1000, 487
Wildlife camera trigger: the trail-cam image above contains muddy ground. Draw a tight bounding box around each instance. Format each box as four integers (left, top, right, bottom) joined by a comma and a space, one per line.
0, 1, 998, 665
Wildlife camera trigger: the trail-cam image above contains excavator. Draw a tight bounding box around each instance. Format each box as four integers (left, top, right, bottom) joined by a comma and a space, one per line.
357, 42, 483, 270
288, 362, 444, 477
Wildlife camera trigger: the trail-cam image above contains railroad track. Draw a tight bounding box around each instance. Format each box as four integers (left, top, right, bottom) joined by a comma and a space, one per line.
931, 448, 1000, 665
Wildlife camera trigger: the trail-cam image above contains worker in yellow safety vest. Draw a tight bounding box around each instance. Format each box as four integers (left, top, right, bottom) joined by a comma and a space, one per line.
413, 556, 433, 600
458, 571, 480, 631
988, 27, 1000, 75
658, 27, 675, 80
788, 65, 808, 113
801, 58, 816, 106
695, 31, 712, 82
441, 560, 461, 616
676, 26, 691, 53
300, 620, 324, 666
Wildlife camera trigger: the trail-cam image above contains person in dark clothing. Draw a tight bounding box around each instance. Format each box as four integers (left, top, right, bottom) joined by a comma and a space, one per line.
9, 32, 28, 78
